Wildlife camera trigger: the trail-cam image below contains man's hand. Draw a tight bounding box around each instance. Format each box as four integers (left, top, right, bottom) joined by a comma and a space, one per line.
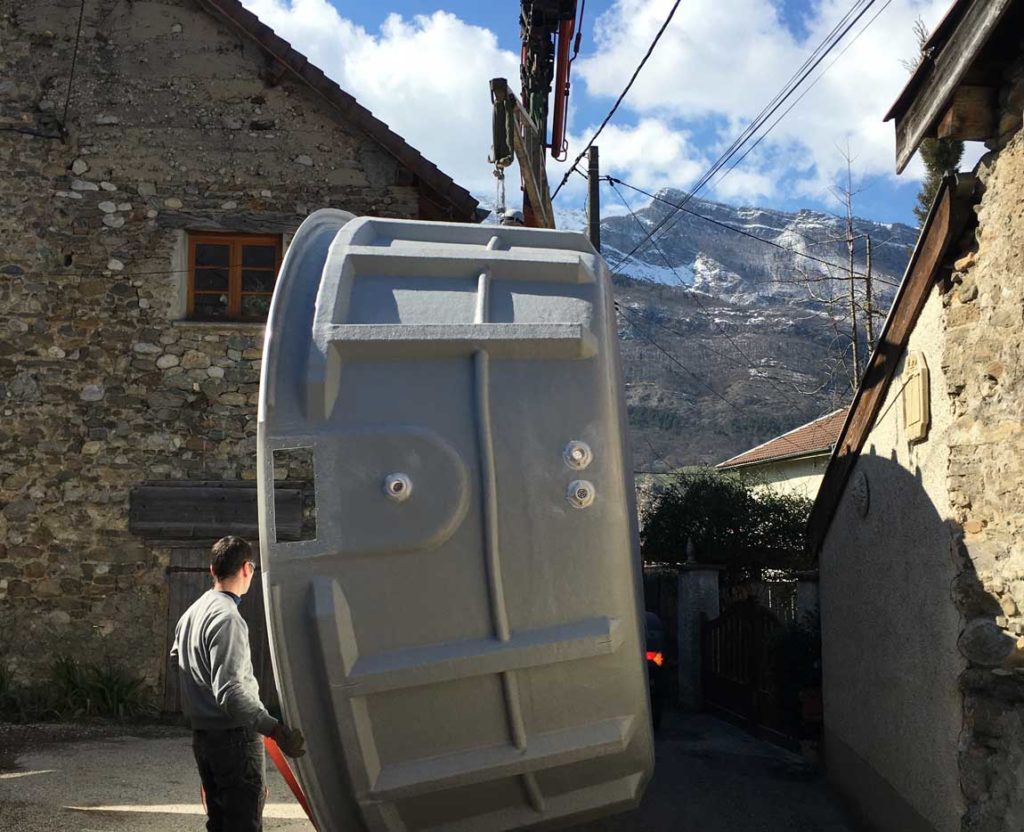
272, 723, 307, 758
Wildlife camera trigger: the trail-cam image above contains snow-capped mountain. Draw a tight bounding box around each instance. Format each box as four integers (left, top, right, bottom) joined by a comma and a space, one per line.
600, 189, 918, 308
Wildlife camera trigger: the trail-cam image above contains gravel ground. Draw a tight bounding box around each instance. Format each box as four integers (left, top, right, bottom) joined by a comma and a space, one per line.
0, 722, 311, 832
0, 713, 855, 831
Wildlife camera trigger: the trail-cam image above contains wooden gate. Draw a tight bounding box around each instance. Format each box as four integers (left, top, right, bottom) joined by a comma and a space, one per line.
701, 601, 791, 746
128, 479, 304, 714
162, 546, 277, 714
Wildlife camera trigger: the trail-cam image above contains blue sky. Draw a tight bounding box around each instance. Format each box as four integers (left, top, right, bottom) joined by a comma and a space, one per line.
242, 0, 969, 226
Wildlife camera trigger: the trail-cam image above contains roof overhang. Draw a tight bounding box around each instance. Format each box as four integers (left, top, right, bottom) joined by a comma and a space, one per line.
806, 175, 978, 554
885, 0, 1022, 173
717, 448, 832, 472
197, 0, 481, 222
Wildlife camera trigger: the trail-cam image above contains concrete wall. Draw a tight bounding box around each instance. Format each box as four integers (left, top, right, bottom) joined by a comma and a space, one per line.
0, 0, 445, 688
820, 285, 965, 832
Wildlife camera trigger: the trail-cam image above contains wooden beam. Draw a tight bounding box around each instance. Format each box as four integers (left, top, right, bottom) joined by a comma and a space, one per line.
892, 0, 1013, 173
263, 57, 289, 87
129, 481, 305, 541
937, 84, 997, 140
509, 100, 556, 229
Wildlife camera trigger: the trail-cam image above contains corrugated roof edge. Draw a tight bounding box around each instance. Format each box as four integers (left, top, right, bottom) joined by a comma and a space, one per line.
804, 174, 978, 556
196, 0, 481, 223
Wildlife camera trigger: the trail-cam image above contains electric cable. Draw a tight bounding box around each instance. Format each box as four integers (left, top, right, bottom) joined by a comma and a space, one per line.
606, 178, 830, 413
609, 0, 878, 273
616, 303, 821, 458
61, 0, 88, 131
608, 178, 898, 287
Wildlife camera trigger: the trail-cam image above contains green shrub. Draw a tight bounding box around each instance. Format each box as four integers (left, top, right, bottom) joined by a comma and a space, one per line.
640, 466, 813, 573
0, 658, 155, 723
86, 662, 155, 720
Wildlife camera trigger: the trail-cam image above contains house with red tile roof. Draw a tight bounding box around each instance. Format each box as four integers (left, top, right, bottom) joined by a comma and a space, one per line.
716, 409, 848, 498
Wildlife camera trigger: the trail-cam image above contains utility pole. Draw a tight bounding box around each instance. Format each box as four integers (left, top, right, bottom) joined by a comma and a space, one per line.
587, 145, 601, 251
864, 234, 875, 354
841, 160, 860, 385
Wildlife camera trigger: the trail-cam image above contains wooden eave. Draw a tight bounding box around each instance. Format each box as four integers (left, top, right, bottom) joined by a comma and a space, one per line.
885, 0, 1021, 173
195, 0, 481, 223
805, 176, 978, 554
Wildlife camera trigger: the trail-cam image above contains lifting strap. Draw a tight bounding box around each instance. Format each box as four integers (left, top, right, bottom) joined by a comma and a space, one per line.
199, 736, 319, 830
264, 735, 319, 830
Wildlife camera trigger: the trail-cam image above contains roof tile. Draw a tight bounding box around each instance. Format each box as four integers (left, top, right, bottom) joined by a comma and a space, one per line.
717, 409, 849, 470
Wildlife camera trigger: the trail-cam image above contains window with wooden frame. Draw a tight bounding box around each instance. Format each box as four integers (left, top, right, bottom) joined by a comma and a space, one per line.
187, 233, 282, 322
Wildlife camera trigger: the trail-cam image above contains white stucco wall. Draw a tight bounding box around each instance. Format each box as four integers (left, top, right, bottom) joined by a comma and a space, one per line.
819, 285, 965, 832
737, 455, 830, 499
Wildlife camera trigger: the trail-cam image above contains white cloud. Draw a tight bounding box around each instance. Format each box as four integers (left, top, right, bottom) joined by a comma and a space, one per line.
557, 118, 708, 192
573, 0, 952, 204
240, 0, 518, 195
238, 0, 962, 220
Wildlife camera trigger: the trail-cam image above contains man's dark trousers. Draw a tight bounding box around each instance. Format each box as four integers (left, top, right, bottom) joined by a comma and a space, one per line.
193, 726, 266, 832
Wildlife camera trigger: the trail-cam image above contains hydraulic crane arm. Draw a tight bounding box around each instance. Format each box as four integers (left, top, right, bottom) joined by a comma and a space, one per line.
491, 0, 580, 228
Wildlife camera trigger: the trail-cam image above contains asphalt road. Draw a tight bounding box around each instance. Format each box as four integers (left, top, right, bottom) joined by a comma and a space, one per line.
0, 712, 855, 831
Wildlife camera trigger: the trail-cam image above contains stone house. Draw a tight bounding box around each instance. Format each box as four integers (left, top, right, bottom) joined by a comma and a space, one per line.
716, 408, 847, 499
806, 1, 1024, 829
0, 0, 480, 701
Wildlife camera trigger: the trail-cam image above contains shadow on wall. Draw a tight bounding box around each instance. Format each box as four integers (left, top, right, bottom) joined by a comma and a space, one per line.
820, 448, 1024, 832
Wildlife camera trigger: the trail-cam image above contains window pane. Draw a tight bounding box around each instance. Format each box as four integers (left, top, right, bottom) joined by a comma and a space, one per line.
193, 293, 229, 320
195, 243, 230, 267
241, 295, 271, 320
194, 268, 228, 290
242, 269, 276, 292
242, 245, 277, 268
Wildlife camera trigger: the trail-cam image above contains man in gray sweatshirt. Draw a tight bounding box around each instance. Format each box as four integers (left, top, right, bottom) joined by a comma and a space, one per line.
171, 535, 305, 831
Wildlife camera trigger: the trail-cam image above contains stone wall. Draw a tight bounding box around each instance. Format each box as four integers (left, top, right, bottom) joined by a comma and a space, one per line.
942, 55, 1024, 832
0, 0, 439, 689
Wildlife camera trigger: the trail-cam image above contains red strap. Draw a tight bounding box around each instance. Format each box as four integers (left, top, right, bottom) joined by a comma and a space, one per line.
264, 735, 319, 830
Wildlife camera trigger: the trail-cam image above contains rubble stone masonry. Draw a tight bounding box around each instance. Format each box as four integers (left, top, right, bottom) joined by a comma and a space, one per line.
0, 0, 427, 688
942, 55, 1024, 832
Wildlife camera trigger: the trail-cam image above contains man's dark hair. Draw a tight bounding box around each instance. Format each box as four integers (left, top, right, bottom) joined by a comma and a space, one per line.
210, 535, 253, 580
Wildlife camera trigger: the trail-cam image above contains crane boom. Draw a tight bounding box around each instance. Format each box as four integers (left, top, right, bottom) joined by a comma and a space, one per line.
491, 0, 580, 228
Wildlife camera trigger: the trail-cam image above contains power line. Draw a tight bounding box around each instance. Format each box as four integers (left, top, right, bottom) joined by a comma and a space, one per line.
616, 303, 816, 459
606, 179, 776, 375
0, 126, 63, 140
570, 0, 587, 62
61, 0, 88, 131
675, 0, 877, 211
609, 0, 878, 273
608, 177, 898, 287
606, 177, 853, 422
703, 0, 895, 196
550, 0, 683, 200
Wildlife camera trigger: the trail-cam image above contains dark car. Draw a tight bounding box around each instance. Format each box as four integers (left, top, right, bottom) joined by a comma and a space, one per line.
645, 611, 667, 730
